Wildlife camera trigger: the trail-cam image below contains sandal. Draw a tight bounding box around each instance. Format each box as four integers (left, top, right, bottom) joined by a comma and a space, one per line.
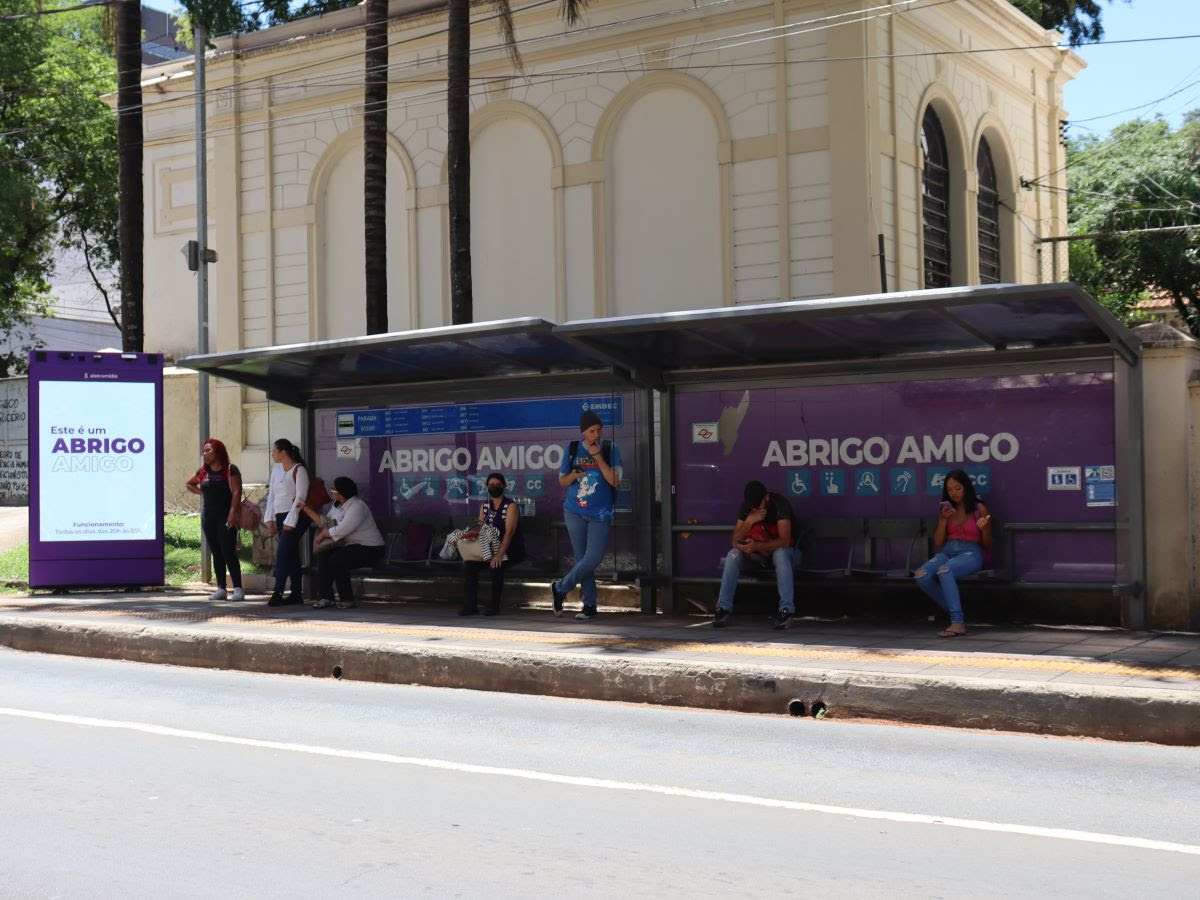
312, 598, 335, 609
938, 625, 967, 638
335, 600, 356, 610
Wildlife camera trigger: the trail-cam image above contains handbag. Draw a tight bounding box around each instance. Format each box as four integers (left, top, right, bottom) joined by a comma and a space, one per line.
236, 498, 263, 531
458, 538, 484, 562
292, 465, 331, 510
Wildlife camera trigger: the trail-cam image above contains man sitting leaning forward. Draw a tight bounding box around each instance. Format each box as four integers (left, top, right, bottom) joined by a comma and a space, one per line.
713, 480, 799, 630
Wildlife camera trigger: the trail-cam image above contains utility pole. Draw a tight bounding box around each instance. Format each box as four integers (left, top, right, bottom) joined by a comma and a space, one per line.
194, 23, 211, 582
116, 0, 143, 351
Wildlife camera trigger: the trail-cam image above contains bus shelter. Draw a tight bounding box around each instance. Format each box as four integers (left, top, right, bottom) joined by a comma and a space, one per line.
181, 319, 659, 606
555, 283, 1145, 628
184, 283, 1145, 627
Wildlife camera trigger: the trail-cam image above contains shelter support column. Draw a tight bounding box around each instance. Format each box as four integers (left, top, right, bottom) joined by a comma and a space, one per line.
658, 386, 675, 614
635, 386, 658, 614
1137, 331, 1200, 629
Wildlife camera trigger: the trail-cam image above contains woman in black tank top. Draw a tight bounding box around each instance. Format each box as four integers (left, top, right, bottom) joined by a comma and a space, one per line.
459, 472, 524, 616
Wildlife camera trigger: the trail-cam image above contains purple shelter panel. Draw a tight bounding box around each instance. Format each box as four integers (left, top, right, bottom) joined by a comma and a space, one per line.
313, 393, 639, 570
28, 350, 164, 587
673, 373, 1117, 582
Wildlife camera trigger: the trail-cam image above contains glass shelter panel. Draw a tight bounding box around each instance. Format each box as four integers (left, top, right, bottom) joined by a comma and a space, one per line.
311, 390, 641, 573
672, 372, 1119, 584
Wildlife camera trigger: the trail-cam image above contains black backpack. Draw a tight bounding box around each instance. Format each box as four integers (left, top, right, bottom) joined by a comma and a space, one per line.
568, 439, 611, 469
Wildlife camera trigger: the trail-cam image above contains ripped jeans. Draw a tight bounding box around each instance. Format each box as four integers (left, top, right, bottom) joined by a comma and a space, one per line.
914, 540, 982, 625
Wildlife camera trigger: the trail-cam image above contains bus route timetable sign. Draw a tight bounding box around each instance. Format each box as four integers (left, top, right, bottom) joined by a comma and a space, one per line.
28, 350, 164, 588
336, 396, 624, 438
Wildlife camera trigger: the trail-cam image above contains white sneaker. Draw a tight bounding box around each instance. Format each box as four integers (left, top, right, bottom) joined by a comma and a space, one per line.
231, 588, 245, 602
209, 588, 227, 602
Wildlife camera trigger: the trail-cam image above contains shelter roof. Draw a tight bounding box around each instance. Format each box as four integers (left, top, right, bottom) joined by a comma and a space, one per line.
179, 318, 598, 403
555, 282, 1138, 384
180, 283, 1138, 401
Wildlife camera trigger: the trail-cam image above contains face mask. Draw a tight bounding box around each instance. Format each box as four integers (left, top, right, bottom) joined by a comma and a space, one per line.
487, 484, 504, 498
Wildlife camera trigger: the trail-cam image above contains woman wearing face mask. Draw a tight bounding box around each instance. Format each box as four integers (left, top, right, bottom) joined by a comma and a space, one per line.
459, 472, 525, 616
297, 476, 384, 609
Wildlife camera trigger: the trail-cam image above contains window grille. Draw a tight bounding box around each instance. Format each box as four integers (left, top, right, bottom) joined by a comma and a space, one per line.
921, 107, 951, 288
977, 138, 1001, 284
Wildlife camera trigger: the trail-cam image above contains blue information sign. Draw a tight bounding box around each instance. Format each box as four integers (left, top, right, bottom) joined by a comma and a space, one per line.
336, 396, 623, 438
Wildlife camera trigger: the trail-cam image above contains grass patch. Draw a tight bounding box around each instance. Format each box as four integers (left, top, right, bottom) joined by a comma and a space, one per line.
0, 513, 268, 589
164, 512, 203, 586
0, 543, 28, 586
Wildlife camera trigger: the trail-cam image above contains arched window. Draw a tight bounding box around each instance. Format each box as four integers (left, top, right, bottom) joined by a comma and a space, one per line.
921, 107, 951, 288
976, 138, 1001, 284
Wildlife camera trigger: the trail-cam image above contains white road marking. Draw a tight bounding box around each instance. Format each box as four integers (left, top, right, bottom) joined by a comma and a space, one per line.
4, 705, 1198, 857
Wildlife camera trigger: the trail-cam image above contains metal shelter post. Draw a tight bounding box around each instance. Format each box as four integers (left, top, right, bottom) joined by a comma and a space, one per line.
1122, 358, 1147, 629
658, 385, 675, 614
194, 23, 211, 583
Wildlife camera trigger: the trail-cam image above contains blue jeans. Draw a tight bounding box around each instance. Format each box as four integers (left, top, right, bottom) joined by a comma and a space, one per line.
717, 547, 801, 614
273, 513, 310, 597
914, 540, 983, 624
556, 509, 611, 608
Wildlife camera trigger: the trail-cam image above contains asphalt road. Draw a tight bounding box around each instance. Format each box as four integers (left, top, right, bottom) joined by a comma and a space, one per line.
0, 648, 1197, 898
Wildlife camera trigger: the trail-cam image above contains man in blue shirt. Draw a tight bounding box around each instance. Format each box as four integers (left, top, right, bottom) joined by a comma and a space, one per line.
551, 410, 623, 620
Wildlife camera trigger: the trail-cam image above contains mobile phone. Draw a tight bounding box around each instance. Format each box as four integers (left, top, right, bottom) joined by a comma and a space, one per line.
939, 500, 954, 512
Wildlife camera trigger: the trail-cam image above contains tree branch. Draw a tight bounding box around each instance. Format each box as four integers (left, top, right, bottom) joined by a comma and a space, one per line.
78, 228, 120, 331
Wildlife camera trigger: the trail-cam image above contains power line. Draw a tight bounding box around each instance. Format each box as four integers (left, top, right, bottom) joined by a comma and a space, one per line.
0, 0, 107, 22
0, 0, 908, 148
6, 0, 1197, 172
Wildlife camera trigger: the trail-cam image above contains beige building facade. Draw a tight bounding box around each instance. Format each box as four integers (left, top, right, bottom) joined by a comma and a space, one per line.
138, 0, 1082, 480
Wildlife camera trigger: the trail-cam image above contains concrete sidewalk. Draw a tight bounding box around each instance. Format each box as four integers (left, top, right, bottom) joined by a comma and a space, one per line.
1, 587, 1198, 745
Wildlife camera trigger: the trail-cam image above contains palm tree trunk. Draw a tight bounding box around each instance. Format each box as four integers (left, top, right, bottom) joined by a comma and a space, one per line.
116, 0, 143, 351
446, 0, 472, 325
363, 0, 388, 335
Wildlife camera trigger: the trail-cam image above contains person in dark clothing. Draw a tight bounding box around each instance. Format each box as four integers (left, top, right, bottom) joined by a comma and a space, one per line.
712, 480, 799, 630
459, 472, 525, 617
185, 438, 244, 602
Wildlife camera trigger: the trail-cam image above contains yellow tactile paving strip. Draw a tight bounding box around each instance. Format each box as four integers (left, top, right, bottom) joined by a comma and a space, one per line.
2, 601, 1198, 681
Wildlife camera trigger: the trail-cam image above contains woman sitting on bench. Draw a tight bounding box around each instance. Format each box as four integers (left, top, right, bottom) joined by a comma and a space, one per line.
914, 469, 993, 637
298, 476, 384, 610
459, 472, 525, 617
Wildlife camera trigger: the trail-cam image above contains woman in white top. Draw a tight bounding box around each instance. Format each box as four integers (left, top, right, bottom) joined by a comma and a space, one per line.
298, 476, 384, 609
264, 438, 311, 606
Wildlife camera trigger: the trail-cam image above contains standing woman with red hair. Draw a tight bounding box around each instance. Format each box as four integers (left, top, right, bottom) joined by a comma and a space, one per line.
186, 438, 244, 602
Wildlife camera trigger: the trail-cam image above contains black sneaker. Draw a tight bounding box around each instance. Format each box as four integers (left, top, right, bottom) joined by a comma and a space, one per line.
770, 609, 793, 630
551, 581, 565, 617
266, 593, 284, 607
458, 605, 478, 616
575, 605, 597, 621
277, 594, 304, 607
712, 608, 732, 628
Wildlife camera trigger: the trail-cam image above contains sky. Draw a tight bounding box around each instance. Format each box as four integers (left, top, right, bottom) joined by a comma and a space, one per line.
1063, 0, 1200, 137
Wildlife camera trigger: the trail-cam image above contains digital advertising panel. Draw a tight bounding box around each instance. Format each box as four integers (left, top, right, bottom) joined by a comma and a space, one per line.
674, 373, 1118, 582
28, 351, 164, 587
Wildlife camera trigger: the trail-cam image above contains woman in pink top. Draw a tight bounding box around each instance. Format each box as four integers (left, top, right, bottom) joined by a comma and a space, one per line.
913, 468, 993, 637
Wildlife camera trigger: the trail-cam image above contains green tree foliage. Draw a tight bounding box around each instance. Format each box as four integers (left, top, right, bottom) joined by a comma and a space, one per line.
1067, 113, 1200, 334
177, 0, 357, 40
0, 3, 118, 375
1008, 0, 1126, 46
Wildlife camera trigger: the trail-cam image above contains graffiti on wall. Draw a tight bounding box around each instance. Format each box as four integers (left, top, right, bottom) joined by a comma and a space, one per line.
0, 379, 28, 505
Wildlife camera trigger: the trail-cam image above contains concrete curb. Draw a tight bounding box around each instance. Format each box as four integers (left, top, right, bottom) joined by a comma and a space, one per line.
2, 618, 1198, 745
